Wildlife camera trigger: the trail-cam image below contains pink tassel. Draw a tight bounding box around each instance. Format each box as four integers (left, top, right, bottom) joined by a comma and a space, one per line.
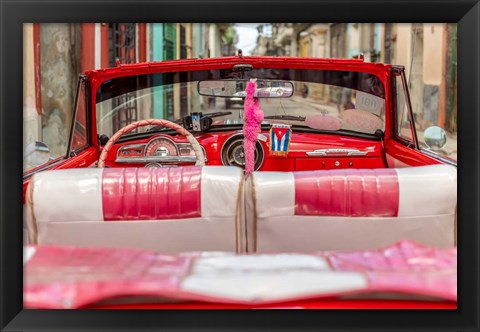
243, 79, 264, 174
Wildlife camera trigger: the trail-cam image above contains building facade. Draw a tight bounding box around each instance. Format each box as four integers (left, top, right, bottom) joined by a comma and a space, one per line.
24, 23, 456, 162
251, 23, 457, 136
23, 23, 231, 158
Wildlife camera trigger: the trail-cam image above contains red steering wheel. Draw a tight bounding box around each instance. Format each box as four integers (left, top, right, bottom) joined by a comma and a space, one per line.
97, 119, 205, 168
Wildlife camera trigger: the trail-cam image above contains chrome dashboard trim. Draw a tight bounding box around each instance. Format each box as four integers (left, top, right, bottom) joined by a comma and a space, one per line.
116, 156, 198, 163
144, 136, 180, 156
116, 144, 147, 158
220, 132, 265, 170
306, 148, 368, 156
118, 143, 147, 150
116, 137, 207, 162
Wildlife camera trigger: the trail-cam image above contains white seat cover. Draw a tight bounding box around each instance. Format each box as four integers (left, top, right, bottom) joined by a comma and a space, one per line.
24, 164, 457, 254
248, 165, 457, 252
25, 166, 244, 253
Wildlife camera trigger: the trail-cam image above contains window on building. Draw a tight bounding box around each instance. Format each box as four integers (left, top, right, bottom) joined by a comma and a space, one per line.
180, 25, 187, 59
163, 24, 176, 60
108, 23, 138, 133
163, 24, 176, 119
109, 23, 136, 66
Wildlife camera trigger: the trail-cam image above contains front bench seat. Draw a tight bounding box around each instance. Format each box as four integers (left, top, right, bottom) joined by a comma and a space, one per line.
24, 166, 245, 253
245, 165, 457, 252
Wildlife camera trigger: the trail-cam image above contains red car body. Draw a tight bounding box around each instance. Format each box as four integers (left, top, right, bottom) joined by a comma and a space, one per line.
22, 56, 453, 200
23, 56, 457, 309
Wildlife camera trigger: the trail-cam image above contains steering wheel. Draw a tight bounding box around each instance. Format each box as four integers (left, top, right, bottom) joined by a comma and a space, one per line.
97, 119, 205, 168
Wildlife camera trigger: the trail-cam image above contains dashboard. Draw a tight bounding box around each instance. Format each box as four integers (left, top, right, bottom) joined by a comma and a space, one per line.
104, 131, 387, 170
115, 136, 206, 167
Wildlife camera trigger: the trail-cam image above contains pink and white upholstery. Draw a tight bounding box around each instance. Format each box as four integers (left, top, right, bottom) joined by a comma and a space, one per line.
24, 241, 457, 309
24, 164, 457, 254
24, 166, 244, 253
246, 165, 457, 252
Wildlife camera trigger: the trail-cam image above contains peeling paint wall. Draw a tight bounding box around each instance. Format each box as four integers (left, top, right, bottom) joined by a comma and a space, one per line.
23, 24, 41, 150
423, 24, 444, 85
395, 24, 413, 77
39, 24, 81, 157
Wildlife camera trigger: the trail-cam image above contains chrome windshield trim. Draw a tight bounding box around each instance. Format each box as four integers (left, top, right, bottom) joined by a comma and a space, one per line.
22, 158, 65, 180
420, 149, 457, 167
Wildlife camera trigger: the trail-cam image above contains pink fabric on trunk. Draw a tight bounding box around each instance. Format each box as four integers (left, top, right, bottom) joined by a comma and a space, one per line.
294, 168, 399, 217
102, 167, 202, 221
327, 240, 457, 272
24, 241, 456, 308
24, 245, 193, 309
327, 241, 457, 300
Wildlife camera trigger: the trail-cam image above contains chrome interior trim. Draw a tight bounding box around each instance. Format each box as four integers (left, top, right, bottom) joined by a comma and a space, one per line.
178, 143, 208, 161
420, 149, 457, 167
116, 156, 198, 163
23, 159, 65, 180
306, 148, 368, 156
116, 143, 147, 158
116, 137, 207, 163
144, 136, 179, 156
221, 133, 265, 170
144, 162, 163, 168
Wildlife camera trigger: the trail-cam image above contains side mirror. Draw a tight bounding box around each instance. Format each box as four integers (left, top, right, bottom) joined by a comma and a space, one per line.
423, 126, 447, 151
24, 141, 51, 170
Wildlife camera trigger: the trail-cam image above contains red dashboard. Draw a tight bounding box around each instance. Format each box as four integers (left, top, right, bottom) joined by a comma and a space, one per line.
103, 131, 387, 171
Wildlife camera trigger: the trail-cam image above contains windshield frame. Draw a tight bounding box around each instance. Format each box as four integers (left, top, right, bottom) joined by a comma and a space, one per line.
87, 57, 392, 147
96, 68, 386, 103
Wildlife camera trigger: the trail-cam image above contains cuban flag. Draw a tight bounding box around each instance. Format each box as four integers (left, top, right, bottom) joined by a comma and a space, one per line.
270, 124, 292, 156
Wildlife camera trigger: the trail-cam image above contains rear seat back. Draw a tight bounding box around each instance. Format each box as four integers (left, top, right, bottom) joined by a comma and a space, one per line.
25, 166, 245, 253
25, 164, 457, 254
246, 165, 457, 252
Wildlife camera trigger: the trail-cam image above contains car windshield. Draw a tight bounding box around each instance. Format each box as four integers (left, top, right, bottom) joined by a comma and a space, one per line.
96, 68, 386, 137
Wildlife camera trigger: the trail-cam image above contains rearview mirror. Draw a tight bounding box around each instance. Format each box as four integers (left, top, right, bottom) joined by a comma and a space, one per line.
197, 80, 294, 98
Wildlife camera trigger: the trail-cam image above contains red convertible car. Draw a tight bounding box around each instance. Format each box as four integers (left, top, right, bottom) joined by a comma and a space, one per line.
22, 54, 457, 309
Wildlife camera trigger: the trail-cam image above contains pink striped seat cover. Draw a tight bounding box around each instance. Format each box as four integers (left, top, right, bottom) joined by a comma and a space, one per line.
248, 165, 457, 252
24, 164, 456, 254
24, 166, 244, 253
294, 168, 399, 217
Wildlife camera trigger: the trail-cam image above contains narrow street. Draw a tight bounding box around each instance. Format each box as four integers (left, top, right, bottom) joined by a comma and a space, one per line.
203, 92, 458, 160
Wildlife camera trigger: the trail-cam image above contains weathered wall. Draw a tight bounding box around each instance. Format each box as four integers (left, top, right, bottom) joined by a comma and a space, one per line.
423, 24, 444, 85
422, 24, 445, 127
395, 24, 412, 76
444, 24, 457, 133
39, 23, 80, 157
23, 24, 41, 154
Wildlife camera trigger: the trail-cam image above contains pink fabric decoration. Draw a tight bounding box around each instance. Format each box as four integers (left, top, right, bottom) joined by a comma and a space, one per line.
24, 241, 457, 308
243, 79, 264, 174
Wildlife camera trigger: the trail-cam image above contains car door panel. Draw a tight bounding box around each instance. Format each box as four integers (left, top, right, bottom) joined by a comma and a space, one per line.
385, 140, 442, 167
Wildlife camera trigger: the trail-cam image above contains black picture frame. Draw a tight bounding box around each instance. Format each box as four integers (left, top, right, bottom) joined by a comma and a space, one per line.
1, 0, 479, 331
